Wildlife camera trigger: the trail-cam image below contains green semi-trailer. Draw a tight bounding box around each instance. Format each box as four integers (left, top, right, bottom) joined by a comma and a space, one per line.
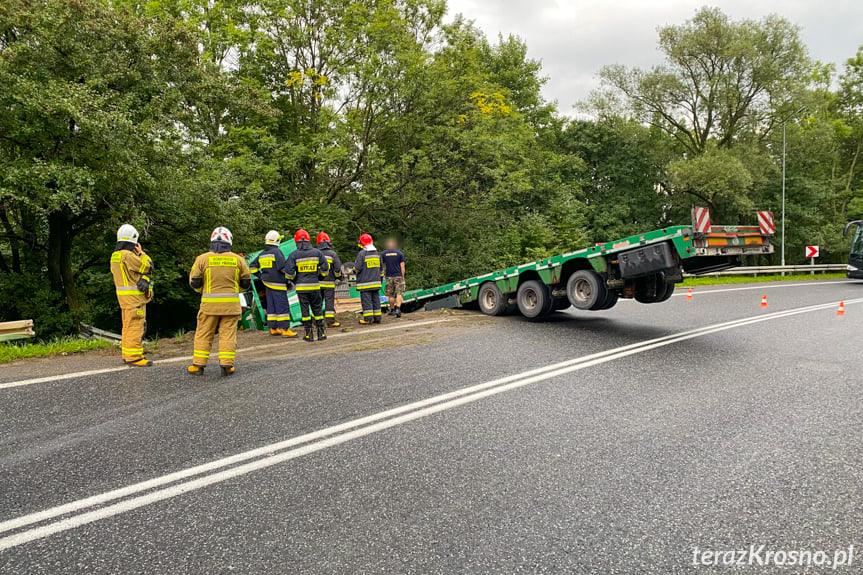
401, 208, 775, 319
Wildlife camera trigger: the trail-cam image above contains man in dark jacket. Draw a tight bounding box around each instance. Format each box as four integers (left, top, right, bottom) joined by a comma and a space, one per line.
355, 233, 385, 325
316, 232, 343, 328
249, 230, 296, 338
284, 229, 329, 342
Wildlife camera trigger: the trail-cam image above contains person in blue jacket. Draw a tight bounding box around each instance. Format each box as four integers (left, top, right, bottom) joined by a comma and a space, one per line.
248, 231, 296, 338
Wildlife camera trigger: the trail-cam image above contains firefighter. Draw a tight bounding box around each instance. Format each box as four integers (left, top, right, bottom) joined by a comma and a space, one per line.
187, 227, 252, 376
354, 233, 385, 324
316, 232, 343, 328
110, 224, 154, 367
248, 231, 297, 338
283, 229, 329, 342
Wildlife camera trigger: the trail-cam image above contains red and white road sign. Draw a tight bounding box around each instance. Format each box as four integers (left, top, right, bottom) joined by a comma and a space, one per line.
806, 245, 819, 258
691, 206, 711, 233
756, 210, 775, 235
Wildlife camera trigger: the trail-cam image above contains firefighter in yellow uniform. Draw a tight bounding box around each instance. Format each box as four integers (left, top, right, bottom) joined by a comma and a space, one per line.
110, 224, 153, 367
187, 227, 252, 377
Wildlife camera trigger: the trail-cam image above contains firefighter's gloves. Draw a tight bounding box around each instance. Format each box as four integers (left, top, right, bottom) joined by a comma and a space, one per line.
190, 276, 204, 292
239, 278, 252, 291
285, 280, 295, 292
137, 275, 153, 297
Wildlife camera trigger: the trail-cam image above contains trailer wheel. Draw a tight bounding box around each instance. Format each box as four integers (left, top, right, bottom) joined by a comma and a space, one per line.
567, 270, 607, 310
599, 290, 619, 310
656, 283, 674, 302
517, 280, 553, 320
477, 282, 507, 316
634, 274, 670, 304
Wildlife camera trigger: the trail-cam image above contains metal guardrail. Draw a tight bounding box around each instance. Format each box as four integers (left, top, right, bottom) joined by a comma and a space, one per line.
80, 324, 122, 342
0, 320, 35, 343
687, 264, 846, 278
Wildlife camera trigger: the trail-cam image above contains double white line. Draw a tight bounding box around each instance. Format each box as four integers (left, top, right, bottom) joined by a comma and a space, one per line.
0, 297, 858, 551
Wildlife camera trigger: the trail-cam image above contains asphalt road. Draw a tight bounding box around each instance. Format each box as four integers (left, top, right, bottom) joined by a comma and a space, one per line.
1, 279, 862, 574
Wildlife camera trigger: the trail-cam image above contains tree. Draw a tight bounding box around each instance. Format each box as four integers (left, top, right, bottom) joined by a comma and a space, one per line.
0, 0, 208, 328
592, 7, 809, 155
559, 118, 672, 241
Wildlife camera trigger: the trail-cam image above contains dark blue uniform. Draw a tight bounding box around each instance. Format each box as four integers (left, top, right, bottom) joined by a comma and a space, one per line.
284, 239, 329, 340
317, 240, 343, 324
249, 246, 291, 332
355, 247, 384, 323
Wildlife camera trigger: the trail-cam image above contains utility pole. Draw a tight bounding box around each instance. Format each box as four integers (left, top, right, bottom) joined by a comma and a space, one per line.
781, 106, 807, 267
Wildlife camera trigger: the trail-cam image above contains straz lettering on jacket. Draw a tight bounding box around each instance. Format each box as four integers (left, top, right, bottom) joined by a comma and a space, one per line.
209, 256, 238, 267
297, 259, 319, 273
258, 255, 275, 269
364, 256, 380, 268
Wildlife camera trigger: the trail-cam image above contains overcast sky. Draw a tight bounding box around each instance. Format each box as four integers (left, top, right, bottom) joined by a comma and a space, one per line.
446, 0, 863, 114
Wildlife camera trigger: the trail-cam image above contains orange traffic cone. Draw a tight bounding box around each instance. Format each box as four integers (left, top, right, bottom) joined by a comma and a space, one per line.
686, 288, 693, 300
760, 294, 768, 308
837, 301, 845, 316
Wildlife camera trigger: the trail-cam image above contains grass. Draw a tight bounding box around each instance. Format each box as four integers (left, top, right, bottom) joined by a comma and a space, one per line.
681, 272, 846, 286
0, 336, 113, 365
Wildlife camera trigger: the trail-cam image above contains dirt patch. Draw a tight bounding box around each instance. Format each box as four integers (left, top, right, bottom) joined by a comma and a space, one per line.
0, 309, 490, 383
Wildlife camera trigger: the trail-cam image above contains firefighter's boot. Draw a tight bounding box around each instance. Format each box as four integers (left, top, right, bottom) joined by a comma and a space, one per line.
269, 328, 281, 336
359, 317, 372, 325
327, 319, 341, 328
316, 322, 327, 341
282, 327, 298, 338
187, 365, 205, 376
221, 365, 235, 377
126, 358, 152, 367
303, 324, 314, 342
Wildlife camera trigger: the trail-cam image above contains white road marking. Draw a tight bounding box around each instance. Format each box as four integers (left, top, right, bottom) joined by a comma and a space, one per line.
671, 279, 856, 296
1, 297, 859, 550
0, 319, 453, 390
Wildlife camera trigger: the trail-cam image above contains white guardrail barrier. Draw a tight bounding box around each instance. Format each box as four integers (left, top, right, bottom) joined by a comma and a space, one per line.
686, 264, 847, 278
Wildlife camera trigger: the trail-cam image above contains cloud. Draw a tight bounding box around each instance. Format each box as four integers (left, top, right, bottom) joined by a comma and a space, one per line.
446, 0, 863, 114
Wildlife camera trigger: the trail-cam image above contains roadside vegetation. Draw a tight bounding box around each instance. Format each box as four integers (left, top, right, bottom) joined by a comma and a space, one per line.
1, 1, 862, 338
0, 337, 112, 365
681, 273, 847, 286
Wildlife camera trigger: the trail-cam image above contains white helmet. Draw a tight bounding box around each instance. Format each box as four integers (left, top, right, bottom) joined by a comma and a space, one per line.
117, 224, 139, 243
265, 230, 283, 246
211, 226, 233, 245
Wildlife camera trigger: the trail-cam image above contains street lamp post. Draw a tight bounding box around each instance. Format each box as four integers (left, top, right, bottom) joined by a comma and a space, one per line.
780, 106, 807, 267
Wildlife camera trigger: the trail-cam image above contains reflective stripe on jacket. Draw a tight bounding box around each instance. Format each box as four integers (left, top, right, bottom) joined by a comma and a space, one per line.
110, 248, 153, 309
249, 246, 287, 290
354, 248, 384, 290
317, 241, 343, 289
284, 241, 329, 292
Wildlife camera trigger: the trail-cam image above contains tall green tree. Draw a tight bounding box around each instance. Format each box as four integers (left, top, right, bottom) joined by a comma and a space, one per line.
588, 6, 811, 224
0, 0, 210, 329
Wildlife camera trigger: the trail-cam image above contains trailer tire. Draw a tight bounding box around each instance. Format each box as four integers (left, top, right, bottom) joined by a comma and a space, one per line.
477, 282, 507, 316
634, 274, 671, 304
656, 283, 675, 302
517, 280, 553, 320
599, 290, 619, 310
567, 270, 607, 310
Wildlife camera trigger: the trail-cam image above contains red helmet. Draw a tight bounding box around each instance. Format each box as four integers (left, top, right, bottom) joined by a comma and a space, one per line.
317, 232, 330, 244
294, 229, 310, 243
358, 233, 373, 248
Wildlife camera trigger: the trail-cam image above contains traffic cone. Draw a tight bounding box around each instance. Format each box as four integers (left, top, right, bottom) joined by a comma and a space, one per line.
686, 288, 693, 300
837, 301, 845, 316
760, 294, 768, 308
